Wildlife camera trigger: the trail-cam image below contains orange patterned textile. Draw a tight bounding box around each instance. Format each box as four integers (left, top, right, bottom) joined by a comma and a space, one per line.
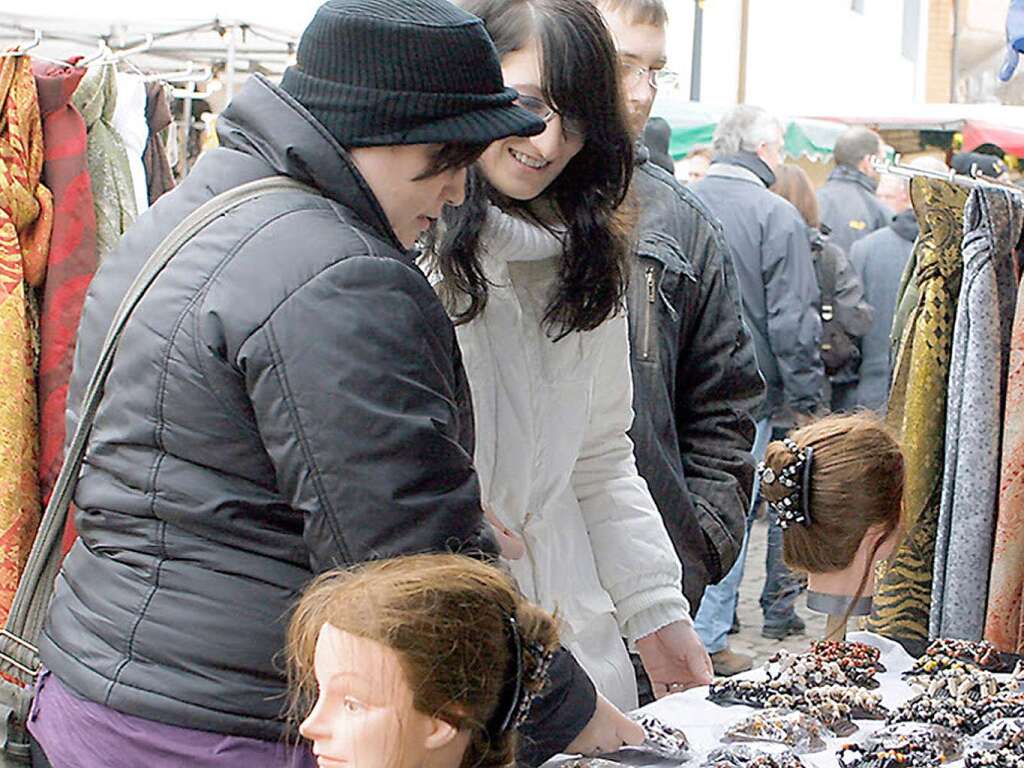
0, 54, 52, 621
986, 275, 1024, 652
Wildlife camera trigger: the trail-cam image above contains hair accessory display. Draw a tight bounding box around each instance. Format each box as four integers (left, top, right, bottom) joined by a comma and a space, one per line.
886, 693, 978, 733
966, 718, 1024, 767
801, 685, 889, 723
925, 638, 1023, 673
811, 641, 886, 673
709, 678, 799, 709
702, 745, 807, 768
974, 693, 1024, 732
758, 439, 814, 529
623, 713, 691, 761
837, 723, 964, 767
766, 650, 870, 691
723, 708, 830, 754
907, 666, 1001, 702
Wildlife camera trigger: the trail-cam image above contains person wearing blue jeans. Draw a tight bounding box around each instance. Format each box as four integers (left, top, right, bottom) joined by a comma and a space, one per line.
760, 484, 808, 638
694, 418, 771, 676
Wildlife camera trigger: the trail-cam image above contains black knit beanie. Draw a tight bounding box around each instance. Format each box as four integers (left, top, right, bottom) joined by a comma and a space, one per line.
280, 0, 545, 147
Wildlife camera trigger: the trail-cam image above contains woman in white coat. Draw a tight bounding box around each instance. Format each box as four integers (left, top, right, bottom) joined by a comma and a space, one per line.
426, 0, 712, 711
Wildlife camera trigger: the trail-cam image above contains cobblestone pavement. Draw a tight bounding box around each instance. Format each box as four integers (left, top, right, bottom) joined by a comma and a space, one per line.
726, 516, 826, 668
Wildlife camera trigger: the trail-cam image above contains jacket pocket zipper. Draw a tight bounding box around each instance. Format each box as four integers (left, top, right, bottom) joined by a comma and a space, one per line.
642, 266, 656, 360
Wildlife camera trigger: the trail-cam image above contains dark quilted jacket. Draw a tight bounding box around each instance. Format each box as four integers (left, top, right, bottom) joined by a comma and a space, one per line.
39, 75, 593, 762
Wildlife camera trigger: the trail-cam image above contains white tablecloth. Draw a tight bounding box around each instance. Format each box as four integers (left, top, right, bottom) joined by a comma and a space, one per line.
547, 631, 974, 767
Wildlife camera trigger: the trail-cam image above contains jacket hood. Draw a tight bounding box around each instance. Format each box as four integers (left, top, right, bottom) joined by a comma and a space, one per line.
828, 164, 879, 194
216, 74, 404, 253
889, 208, 919, 242
714, 151, 776, 187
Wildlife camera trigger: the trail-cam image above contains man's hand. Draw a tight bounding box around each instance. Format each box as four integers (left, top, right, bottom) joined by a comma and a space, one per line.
636, 620, 713, 698
565, 693, 645, 755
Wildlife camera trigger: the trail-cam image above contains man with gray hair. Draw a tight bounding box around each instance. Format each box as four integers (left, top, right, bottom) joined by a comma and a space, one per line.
690, 104, 825, 674
818, 126, 893, 254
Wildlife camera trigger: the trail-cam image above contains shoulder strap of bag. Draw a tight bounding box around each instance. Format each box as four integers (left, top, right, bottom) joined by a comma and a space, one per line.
818, 242, 838, 322
0, 175, 317, 684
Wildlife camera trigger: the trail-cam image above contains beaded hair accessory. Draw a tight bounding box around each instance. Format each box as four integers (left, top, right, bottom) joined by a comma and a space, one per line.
488, 614, 556, 739
758, 439, 814, 530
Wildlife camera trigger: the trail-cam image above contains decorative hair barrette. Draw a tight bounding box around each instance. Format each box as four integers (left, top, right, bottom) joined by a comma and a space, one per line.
758, 439, 814, 530
489, 614, 556, 739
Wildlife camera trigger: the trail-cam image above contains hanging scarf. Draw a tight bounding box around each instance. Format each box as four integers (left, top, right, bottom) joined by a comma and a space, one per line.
72, 64, 136, 260
867, 178, 968, 651
32, 59, 98, 514
933, 188, 1023, 641
0, 54, 53, 620
986, 219, 1024, 653
143, 82, 175, 205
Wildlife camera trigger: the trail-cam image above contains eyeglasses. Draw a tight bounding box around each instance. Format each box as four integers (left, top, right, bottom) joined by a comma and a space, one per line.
619, 62, 679, 90
514, 94, 586, 138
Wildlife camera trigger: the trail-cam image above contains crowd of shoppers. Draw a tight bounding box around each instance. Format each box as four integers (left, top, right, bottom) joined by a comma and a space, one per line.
18, 0, 950, 765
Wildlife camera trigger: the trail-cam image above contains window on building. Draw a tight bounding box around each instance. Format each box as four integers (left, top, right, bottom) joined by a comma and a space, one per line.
902, 0, 921, 61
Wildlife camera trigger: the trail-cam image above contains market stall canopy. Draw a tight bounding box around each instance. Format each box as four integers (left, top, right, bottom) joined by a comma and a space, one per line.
0, 10, 303, 99
651, 93, 850, 163
811, 103, 1024, 157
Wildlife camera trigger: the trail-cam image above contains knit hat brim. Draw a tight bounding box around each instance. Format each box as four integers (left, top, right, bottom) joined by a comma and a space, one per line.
281, 66, 545, 149
347, 100, 546, 148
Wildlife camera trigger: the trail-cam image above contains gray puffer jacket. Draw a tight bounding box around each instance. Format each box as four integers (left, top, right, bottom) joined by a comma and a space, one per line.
39, 74, 593, 763
692, 157, 825, 421
627, 147, 763, 604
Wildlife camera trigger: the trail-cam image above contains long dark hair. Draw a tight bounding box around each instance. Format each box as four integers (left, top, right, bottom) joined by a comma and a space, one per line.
427, 0, 635, 338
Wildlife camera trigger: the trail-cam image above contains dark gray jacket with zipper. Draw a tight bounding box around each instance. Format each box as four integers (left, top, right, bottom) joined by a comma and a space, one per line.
626, 148, 764, 606
38, 74, 594, 764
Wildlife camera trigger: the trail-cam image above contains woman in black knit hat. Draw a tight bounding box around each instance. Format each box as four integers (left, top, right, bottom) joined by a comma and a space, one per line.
27, 1, 638, 766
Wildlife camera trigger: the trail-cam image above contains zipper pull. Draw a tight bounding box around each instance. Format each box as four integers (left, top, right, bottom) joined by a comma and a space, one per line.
646, 267, 656, 303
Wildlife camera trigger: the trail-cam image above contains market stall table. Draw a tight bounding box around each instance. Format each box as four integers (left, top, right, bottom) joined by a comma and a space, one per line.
547, 632, 990, 767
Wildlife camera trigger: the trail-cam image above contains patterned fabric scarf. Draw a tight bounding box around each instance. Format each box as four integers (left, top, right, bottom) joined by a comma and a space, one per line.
33, 59, 98, 514
932, 188, 1022, 641
867, 178, 968, 650
72, 64, 136, 260
986, 224, 1024, 653
0, 54, 53, 620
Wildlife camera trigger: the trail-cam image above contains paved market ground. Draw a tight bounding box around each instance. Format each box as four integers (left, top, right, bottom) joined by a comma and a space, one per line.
726, 516, 827, 668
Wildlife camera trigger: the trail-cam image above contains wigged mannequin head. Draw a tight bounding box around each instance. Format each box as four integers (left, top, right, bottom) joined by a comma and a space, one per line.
288, 555, 560, 768
761, 413, 904, 578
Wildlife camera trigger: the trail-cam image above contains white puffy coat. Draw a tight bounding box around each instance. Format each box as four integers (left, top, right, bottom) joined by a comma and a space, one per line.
447, 208, 690, 710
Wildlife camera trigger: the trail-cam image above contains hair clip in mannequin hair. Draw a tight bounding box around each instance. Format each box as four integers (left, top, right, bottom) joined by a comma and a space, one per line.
488, 614, 556, 739
758, 439, 814, 530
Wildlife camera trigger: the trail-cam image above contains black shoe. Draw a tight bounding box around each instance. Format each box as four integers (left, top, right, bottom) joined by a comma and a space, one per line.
729, 614, 741, 635
761, 616, 806, 640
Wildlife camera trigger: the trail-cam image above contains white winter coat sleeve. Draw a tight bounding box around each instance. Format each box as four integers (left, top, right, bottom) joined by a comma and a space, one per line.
571, 313, 691, 643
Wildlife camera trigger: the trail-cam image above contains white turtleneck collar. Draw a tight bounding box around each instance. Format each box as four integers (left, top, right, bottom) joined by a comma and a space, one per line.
481, 204, 565, 263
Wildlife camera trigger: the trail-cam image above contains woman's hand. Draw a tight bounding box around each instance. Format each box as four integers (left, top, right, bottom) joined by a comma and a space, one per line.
565, 693, 645, 755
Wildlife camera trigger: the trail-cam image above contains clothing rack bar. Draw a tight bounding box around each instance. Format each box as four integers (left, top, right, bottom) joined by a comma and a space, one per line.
873, 156, 1024, 198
